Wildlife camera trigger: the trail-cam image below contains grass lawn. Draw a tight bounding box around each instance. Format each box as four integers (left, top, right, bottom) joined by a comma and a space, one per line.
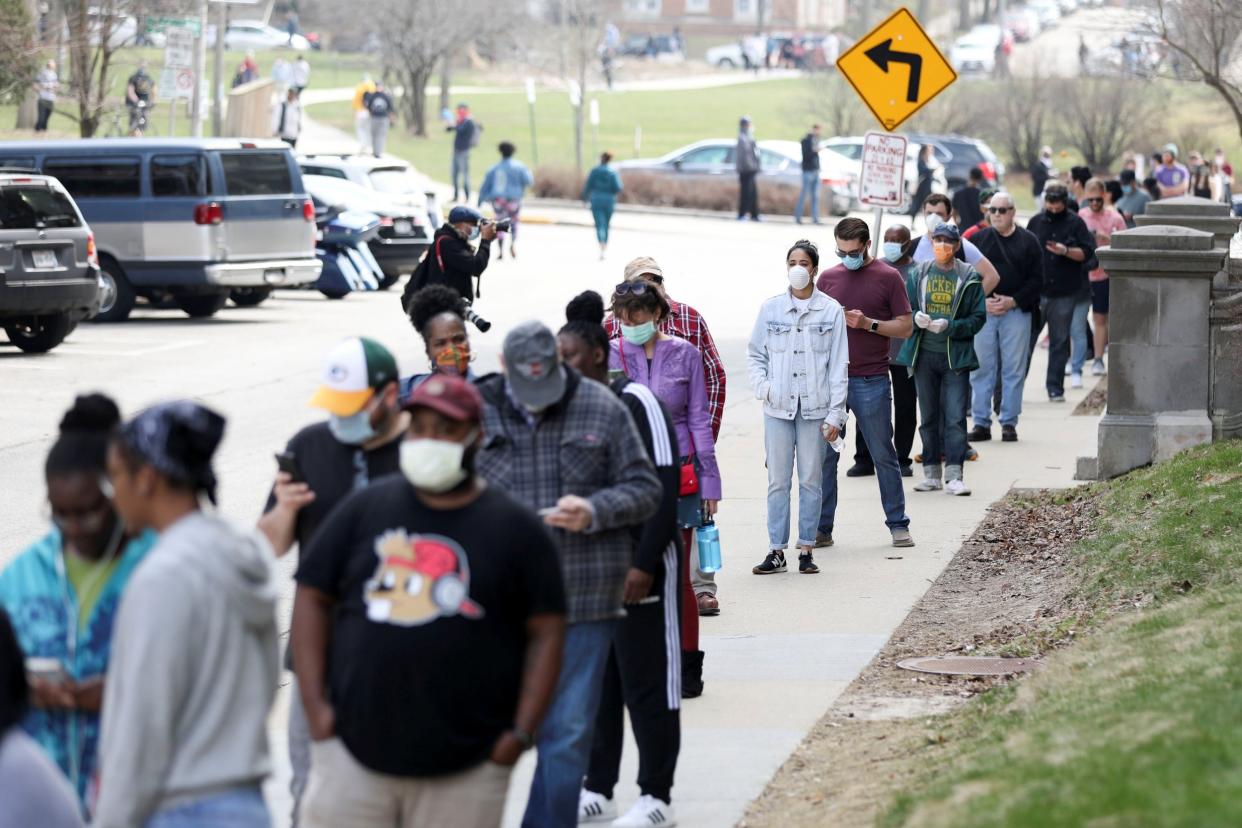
880, 441, 1242, 828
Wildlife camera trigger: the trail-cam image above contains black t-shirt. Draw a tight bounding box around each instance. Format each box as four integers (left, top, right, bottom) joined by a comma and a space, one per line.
263, 422, 402, 551
295, 480, 566, 776
952, 186, 983, 229
129, 71, 153, 101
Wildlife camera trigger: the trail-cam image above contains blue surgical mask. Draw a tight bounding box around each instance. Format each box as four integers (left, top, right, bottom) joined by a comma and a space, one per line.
1122, 184, 1134, 194
841, 252, 866, 271
882, 241, 904, 262
329, 409, 377, 445
469, 225, 480, 240
620, 321, 656, 345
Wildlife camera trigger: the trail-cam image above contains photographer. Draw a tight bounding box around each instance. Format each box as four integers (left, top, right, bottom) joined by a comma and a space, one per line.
402, 206, 498, 313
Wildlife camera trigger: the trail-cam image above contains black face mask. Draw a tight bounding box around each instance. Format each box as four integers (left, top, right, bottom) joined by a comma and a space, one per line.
1045, 205, 1067, 220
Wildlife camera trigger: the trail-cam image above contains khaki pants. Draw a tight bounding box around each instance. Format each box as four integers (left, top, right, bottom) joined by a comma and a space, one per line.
301, 737, 511, 828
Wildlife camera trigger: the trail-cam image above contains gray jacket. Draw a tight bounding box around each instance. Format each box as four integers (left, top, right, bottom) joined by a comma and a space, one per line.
747, 288, 849, 427
476, 369, 661, 625
736, 131, 759, 174
94, 512, 279, 828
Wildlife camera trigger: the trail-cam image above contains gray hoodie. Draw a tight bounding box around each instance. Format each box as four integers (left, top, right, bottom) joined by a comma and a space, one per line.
94, 512, 279, 827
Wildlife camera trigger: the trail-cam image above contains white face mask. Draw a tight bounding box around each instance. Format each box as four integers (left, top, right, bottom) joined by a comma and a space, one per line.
787, 265, 811, 290
400, 432, 475, 493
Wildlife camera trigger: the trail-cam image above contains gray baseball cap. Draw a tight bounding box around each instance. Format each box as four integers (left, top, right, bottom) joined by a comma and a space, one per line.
503, 321, 565, 409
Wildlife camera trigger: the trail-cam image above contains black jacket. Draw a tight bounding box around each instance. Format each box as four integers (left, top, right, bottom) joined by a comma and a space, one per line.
800, 133, 820, 172
1026, 210, 1096, 299
971, 226, 1045, 311
402, 224, 491, 309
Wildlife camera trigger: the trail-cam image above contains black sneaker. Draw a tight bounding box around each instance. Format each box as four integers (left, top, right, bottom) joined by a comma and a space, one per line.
815, 531, 833, 548
798, 553, 820, 574
900, 464, 913, 478
752, 550, 787, 574
845, 463, 875, 477
1002, 425, 1018, 442
967, 425, 992, 442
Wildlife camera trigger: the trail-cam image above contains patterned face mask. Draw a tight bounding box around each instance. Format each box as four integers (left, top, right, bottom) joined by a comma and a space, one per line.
434, 345, 470, 376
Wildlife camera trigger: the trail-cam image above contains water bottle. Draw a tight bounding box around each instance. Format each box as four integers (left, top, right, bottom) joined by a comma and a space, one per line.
696, 515, 722, 573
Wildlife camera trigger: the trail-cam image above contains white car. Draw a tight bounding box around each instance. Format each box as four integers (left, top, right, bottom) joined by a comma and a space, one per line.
206, 20, 310, 51
1029, 0, 1062, 28
951, 26, 1001, 75
298, 153, 443, 229
705, 42, 745, 68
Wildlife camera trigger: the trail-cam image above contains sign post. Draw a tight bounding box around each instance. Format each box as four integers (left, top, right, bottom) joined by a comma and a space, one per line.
588, 98, 600, 163
159, 24, 196, 135
525, 78, 539, 166
859, 131, 909, 254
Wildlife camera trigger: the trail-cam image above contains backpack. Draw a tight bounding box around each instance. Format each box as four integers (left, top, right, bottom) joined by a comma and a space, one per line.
368, 93, 390, 117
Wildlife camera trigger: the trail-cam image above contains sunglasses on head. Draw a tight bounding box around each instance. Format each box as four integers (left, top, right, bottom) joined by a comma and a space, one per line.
615, 282, 651, 296
987, 206, 1013, 214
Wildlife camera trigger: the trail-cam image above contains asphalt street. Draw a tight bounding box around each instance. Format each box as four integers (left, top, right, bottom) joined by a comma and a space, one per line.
0, 207, 1098, 826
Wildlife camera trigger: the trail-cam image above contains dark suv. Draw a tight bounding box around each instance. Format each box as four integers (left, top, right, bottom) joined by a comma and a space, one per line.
908, 133, 1006, 193
0, 172, 101, 353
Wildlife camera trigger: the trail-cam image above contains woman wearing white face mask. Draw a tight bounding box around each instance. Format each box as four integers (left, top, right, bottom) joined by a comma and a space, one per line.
746, 240, 848, 576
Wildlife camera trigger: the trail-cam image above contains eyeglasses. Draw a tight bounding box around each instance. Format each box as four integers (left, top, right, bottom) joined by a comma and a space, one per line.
614, 282, 651, 296
834, 248, 866, 258
987, 206, 1013, 214
1085, 197, 1104, 204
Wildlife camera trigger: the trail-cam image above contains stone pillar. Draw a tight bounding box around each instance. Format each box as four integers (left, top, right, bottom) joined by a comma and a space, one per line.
1080, 226, 1225, 480
1136, 195, 1241, 248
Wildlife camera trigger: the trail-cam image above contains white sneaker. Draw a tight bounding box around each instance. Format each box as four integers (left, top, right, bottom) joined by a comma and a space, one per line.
945, 479, 971, 496
913, 477, 943, 492
1070, 373, 1083, 389
1092, 358, 1106, 376
612, 795, 677, 827
579, 789, 617, 824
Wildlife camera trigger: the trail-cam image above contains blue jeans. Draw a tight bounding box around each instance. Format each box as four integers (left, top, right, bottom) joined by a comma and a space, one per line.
914, 350, 971, 477
145, 787, 268, 827
1069, 297, 1091, 374
451, 149, 471, 198
764, 412, 827, 550
971, 308, 1031, 428
820, 375, 910, 533
794, 170, 819, 222
523, 619, 619, 828
591, 202, 614, 244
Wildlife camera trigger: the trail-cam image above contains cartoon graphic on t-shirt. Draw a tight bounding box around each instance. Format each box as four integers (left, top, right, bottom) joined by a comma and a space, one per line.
364, 530, 484, 626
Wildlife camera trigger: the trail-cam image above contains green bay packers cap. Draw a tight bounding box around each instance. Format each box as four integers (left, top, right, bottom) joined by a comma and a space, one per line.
308, 337, 399, 416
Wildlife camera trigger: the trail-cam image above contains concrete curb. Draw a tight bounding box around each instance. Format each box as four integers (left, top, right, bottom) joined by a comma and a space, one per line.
524, 198, 843, 226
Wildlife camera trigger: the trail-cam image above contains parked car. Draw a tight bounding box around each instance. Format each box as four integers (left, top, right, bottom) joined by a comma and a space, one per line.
906, 133, 1005, 193
950, 25, 1009, 75
617, 138, 855, 215
1058, 0, 1079, 14
1002, 8, 1041, 42
0, 139, 321, 321
298, 153, 442, 231
206, 20, 311, 51
301, 174, 430, 289
618, 34, 684, 60
1029, 0, 1062, 28
0, 171, 102, 353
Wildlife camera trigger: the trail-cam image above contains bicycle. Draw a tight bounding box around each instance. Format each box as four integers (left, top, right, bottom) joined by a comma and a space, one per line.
101, 101, 157, 138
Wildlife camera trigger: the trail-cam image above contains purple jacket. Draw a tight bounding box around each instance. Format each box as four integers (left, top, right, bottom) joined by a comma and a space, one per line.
610, 336, 721, 500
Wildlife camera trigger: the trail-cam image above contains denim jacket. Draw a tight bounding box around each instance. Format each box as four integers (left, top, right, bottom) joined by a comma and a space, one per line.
747, 288, 849, 427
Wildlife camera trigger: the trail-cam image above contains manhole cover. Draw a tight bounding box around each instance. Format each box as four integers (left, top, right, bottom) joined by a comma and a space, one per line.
897, 656, 1042, 676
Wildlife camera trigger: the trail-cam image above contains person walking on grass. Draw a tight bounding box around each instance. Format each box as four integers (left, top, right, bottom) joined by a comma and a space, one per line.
447, 103, 481, 202
897, 223, 986, 496
363, 82, 396, 158
351, 74, 375, 153
747, 240, 848, 577
582, 152, 623, 260
736, 116, 760, 221
815, 218, 915, 549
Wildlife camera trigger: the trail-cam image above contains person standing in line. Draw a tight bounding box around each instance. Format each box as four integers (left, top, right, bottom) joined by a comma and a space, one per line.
909, 143, 937, 220
582, 152, 623, 259
851, 226, 918, 477
969, 192, 1044, 443
478, 141, 534, 260
292, 55, 311, 94
609, 281, 720, 699
272, 87, 302, 148
1188, 150, 1213, 199
747, 240, 848, 576
96, 402, 279, 827
961, 189, 996, 241
1154, 143, 1189, 199
475, 322, 661, 828
952, 167, 986, 229
559, 292, 684, 828
1026, 181, 1096, 402
795, 124, 822, 225
736, 116, 761, 221
363, 82, 396, 158
1078, 178, 1126, 378
897, 223, 986, 496
447, 103, 481, 202
34, 60, 58, 132
352, 74, 376, 153
400, 286, 478, 403
604, 256, 728, 617
292, 375, 567, 828
0, 395, 156, 811
1031, 146, 1055, 211
257, 337, 406, 827
0, 609, 86, 828
815, 218, 915, 549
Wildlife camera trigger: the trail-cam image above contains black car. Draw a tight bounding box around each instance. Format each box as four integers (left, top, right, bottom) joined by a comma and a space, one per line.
908, 134, 1006, 193
0, 171, 101, 353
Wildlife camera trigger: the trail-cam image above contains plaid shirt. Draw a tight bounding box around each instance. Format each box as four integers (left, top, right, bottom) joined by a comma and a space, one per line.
475, 369, 661, 624
605, 298, 727, 440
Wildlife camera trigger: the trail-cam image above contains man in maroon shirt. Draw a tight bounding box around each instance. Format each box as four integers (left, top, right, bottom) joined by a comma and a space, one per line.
815, 218, 915, 548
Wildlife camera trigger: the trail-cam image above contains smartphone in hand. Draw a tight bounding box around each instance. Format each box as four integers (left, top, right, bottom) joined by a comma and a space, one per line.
275, 452, 304, 483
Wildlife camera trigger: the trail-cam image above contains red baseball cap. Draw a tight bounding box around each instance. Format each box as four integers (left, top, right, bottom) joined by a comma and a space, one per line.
402, 374, 482, 424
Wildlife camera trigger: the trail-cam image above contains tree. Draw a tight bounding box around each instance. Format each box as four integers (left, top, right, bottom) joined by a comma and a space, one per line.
1061, 78, 1153, 171
1146, 0, 1242, 145
62, 0, 132, 137
377, 0, 480, 137
559, 0, 606, 174
2, 0, 38, 118
807, 73, 868, 137
989, 76, 1059, 173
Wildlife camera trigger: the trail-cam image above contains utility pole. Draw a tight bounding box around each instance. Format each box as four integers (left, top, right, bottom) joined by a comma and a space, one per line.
212, 1, 226, 135
192, 0, 207, 136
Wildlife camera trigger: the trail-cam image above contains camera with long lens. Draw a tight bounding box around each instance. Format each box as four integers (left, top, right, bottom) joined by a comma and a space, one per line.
482, 218, 512, 233
462, 302, 491, 333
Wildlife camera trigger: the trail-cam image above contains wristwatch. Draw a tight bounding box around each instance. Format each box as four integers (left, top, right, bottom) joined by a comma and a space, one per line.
869, 319, 880, 333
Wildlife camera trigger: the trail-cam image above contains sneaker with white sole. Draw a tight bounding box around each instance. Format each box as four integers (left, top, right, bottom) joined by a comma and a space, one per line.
1070, 373, 1083, 389
945, 479, 971, 496
612, 795, 677, 827
913, 477, 942, 492
1092, 358, 1106, 376
579, 789, 617, 824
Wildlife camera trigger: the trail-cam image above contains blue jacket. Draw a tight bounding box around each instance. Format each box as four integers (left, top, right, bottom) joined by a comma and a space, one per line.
746, 288, 849, 426
478, 158, 533, 203
581, 164, 623, 206
0, 527, 155, 804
